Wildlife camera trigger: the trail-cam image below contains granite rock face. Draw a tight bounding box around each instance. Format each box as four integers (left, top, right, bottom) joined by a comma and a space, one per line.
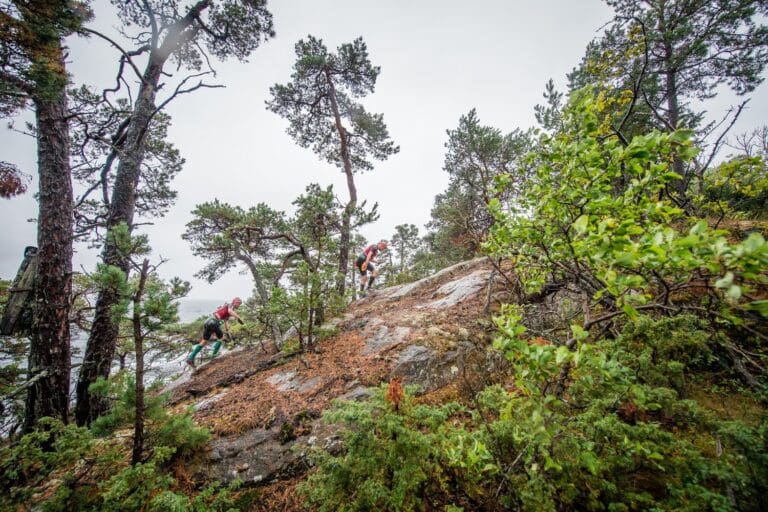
198, 258, 507, 487
391, 343, 471, 393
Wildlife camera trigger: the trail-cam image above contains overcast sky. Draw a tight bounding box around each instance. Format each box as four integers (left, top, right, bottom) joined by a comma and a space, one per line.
1, 0, 767, 300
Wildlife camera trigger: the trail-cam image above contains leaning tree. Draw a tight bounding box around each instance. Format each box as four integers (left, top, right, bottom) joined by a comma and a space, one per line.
76, 0, 275, 426
267, 35, 398, 296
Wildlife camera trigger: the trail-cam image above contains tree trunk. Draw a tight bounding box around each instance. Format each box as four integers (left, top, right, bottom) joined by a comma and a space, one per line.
303, 277, 313, 349
324, 67, 357, 297
659, 11, 688, 200
76, 59, 164, 426
76, 2, 211, 424
0, 247, 38, 335
665, 67, 688, 197
338, 211, 353, 295
132, 259, 149, 465
24, 65, 74, 432
239, 255, 282, 343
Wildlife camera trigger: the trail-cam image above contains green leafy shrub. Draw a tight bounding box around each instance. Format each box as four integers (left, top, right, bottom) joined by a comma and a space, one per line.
301, 385, 470, 511
303, 89, 768, 511
484, 313, 768, 510
702, 155, 768, 219
478, 89, 768, 509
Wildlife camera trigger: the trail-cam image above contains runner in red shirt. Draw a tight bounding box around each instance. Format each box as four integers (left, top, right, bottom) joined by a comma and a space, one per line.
355, 239, 388, 298
186, 297, 243, 369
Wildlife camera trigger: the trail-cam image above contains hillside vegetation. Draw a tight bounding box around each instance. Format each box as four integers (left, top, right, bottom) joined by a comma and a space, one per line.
1, 0, 768, 511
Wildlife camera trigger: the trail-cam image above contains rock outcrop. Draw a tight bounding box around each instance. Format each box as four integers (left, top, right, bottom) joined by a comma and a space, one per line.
175, 257, 508, 487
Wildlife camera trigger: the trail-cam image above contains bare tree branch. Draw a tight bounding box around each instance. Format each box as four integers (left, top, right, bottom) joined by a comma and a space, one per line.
81, 28, 150, 88
152, 71, 224, 116
699, 100, 750, 176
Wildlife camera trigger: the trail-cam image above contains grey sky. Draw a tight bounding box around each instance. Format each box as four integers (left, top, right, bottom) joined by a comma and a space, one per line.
1, 0, 766, 300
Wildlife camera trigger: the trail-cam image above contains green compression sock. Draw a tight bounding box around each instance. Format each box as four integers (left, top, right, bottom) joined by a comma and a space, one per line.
211, 341, 222, 358
188, 344, 202, 361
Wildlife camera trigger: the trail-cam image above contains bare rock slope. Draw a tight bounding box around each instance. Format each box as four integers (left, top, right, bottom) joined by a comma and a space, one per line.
174, 257, 506, 488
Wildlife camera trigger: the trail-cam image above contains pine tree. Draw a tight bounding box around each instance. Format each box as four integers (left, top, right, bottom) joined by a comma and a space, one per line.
427, 109, 532, 259
570, 0, 768, 200
183, 200, 289, 344
267, 35, 398, 296
1, 0, 92, 431
76, 0, 275, 425
391, 224, 420, 275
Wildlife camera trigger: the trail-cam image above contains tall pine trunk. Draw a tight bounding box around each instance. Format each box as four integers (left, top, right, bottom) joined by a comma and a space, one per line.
75, 60, 164, 425
74, 0, 214, 424
325, 67, 356, 297
24, 45, 73, 431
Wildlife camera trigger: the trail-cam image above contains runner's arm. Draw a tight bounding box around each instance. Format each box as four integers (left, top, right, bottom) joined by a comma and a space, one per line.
228, 306, 245, 324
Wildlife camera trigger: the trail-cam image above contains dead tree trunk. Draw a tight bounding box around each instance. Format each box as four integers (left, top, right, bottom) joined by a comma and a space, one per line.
0, 247, 38, 335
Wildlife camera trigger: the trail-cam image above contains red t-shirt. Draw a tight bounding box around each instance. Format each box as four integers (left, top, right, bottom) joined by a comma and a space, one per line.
363, 244, 378, 258
214, 303, 234, 320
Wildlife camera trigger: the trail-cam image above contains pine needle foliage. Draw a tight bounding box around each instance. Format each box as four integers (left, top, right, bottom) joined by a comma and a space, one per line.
300, 385, 467, 512
0, 380, 236, 511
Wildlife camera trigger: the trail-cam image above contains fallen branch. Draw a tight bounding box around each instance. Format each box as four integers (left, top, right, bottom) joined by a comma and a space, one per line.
2, 369, 49, 401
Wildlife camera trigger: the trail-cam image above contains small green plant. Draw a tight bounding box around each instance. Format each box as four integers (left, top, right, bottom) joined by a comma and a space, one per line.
0, 418, 96, 507
702, 154, 768, 219
0, 370, 226, 511
481, 313, 768, 510
0, 411, 239, 511
90, 372, 209, 459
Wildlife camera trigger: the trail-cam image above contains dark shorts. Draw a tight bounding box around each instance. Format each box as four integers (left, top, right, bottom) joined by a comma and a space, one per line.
203, 317, 224, 341
355, 256, 374, 275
